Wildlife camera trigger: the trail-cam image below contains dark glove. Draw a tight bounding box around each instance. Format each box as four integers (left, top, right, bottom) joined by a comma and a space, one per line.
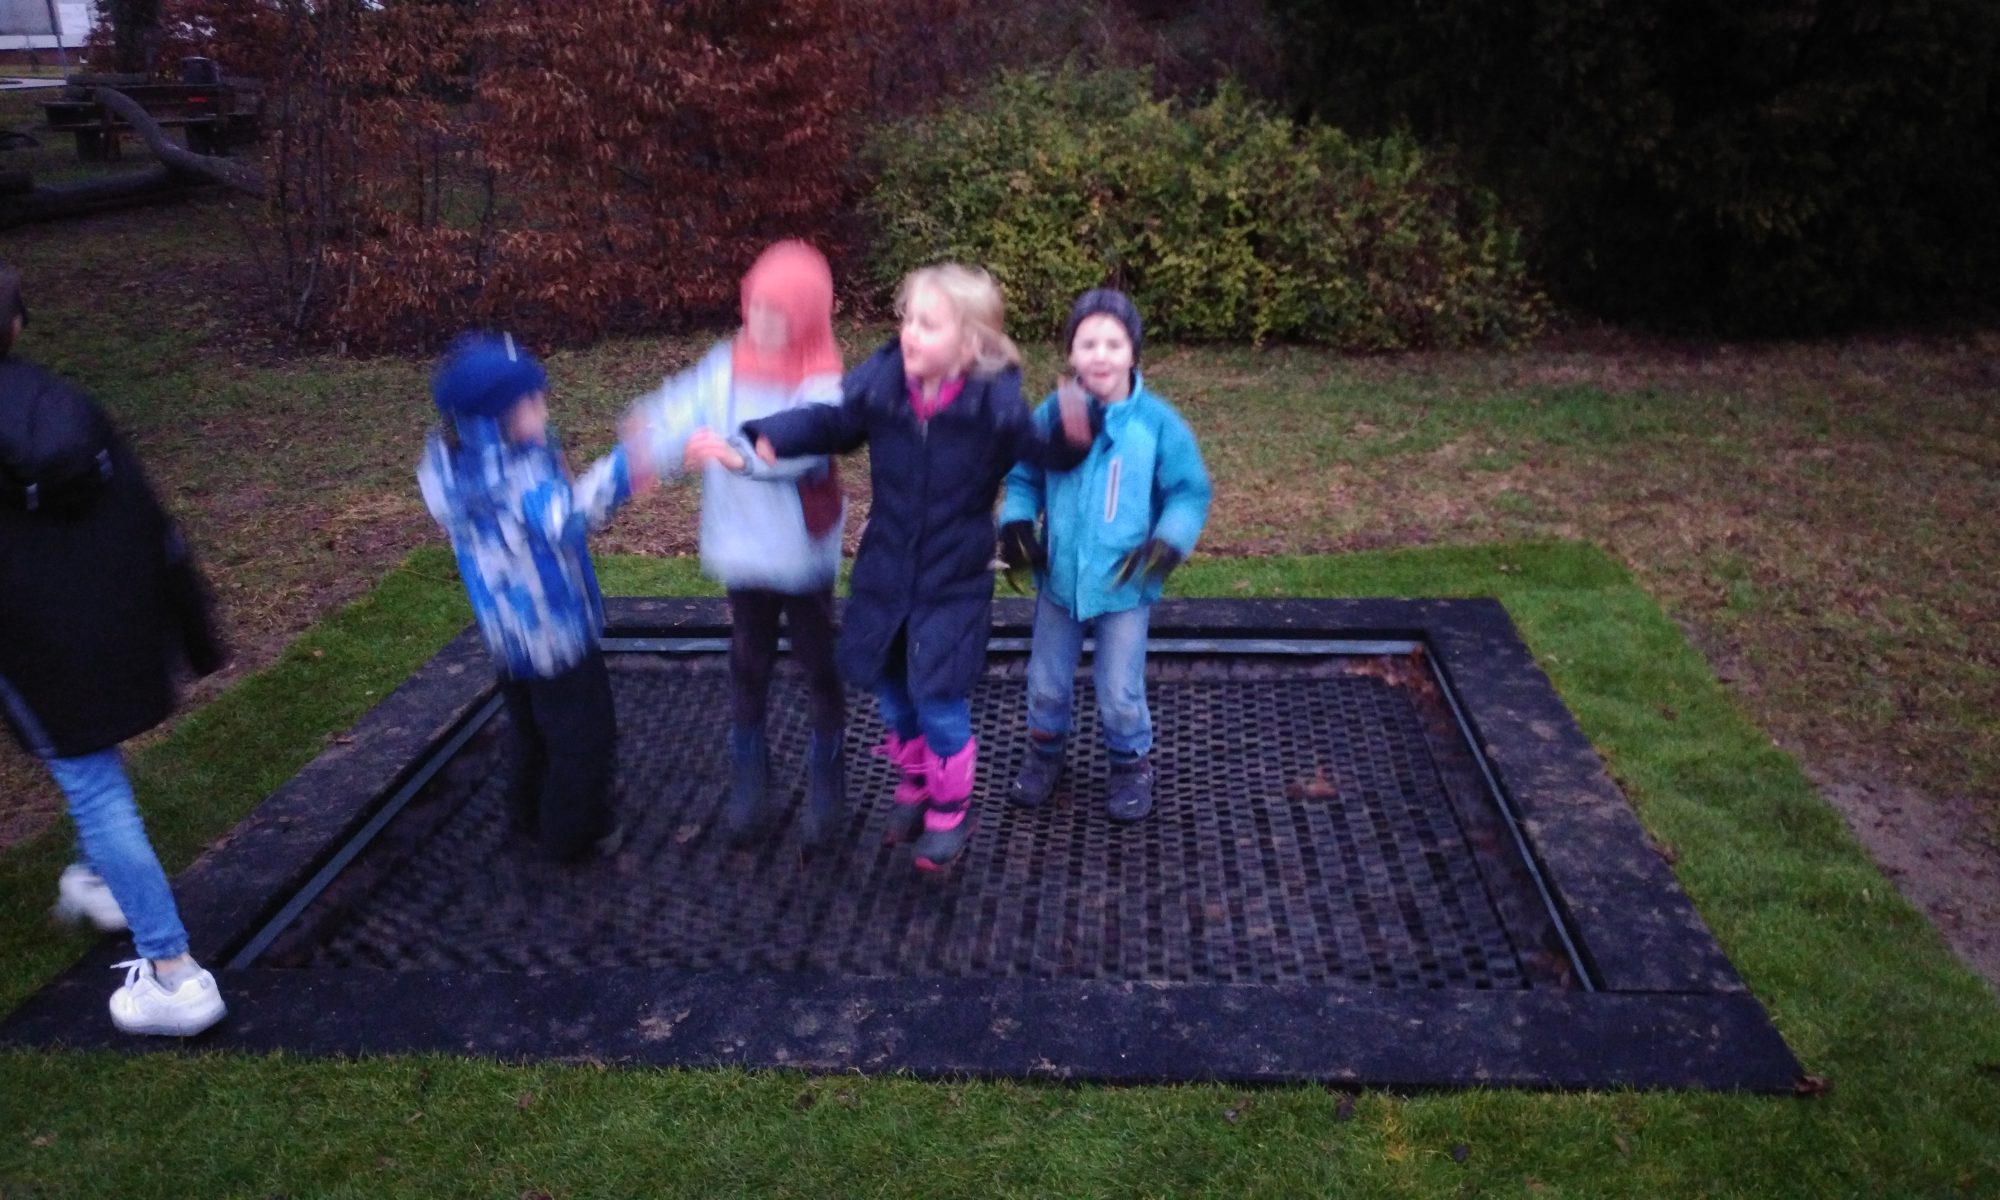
997, 520, 1045, 593
1114, 538, 1184, 587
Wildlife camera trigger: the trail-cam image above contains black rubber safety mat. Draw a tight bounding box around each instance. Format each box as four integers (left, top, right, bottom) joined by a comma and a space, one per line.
258, 654, 1571, 993
0, 598, 1804, 1091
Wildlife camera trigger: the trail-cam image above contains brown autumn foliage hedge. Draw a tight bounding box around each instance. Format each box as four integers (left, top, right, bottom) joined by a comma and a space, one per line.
92, 0, 1287, 350
108, 0, 863, 349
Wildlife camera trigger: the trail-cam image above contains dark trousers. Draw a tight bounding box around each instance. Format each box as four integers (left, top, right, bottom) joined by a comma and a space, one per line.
499, 648, 617, 860
728, 587, 844, 737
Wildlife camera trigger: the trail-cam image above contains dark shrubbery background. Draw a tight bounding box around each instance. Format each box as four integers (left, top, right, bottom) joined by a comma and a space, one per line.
99, 0, 2000, 344
1267, 0, 2000, 335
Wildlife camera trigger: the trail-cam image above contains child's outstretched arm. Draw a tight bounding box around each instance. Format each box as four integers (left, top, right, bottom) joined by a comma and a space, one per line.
622, 352, 728, 481
996, 394, 1059, 588
742, 363, 871, 463
521, 444, 635, 545
999, 393, 1061, 525
1005, 377, 1099, 472
719, 376, 841, 482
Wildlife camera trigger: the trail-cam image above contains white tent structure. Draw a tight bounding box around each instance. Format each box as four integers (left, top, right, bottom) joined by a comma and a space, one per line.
1, 0, 96, 54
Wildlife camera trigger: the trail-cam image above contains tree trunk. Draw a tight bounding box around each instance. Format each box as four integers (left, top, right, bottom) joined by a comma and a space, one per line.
0, 168, 193, 228
105, 0, 163, 76
93, 88, 266, 197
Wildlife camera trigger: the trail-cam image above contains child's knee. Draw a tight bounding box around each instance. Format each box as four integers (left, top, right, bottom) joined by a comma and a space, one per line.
1097, 684, 1149, 736
1027, 672, 1072, 715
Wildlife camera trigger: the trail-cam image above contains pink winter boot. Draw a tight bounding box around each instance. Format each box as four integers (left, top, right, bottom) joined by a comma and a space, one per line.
912, 737, 978, 872
874, 731, 930, 845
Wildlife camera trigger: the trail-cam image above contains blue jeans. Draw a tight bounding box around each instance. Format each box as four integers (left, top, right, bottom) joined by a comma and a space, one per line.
874, 676, 972, 758
47, 749, 189, 961
1025, 593, 1152, 758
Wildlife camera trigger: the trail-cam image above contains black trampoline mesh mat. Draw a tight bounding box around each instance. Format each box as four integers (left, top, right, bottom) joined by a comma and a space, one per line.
260, 652, 1572, 991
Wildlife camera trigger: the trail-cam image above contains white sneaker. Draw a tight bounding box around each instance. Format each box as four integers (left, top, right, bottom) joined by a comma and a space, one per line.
108, 959, 227, 1037
53, 864, 128, 932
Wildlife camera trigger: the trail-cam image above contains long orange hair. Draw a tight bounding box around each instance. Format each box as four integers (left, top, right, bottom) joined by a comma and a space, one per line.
732, 241, 842, 388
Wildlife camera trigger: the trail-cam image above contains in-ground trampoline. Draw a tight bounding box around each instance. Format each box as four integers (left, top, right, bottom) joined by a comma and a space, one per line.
1, 598, 1801, 1091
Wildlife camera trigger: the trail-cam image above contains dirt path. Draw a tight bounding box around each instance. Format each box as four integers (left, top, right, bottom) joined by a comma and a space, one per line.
1815, 759, 2000, 990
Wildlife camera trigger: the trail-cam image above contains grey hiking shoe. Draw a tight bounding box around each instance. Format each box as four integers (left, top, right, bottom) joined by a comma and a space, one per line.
1105, 755, 1155, 823
1007, 742, 1064, 809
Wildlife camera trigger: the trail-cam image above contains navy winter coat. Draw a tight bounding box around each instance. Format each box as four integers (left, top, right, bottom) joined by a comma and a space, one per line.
0, 357, 223, 759
744, 340, 1089, 704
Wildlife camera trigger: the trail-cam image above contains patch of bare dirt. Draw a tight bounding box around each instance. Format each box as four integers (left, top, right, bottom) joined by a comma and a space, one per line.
1813, 758, 2000, 993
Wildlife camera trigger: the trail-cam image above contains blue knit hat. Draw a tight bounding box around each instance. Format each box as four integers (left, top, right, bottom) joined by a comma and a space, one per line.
1063, 288, 1143, 362
431, 331, 547, 419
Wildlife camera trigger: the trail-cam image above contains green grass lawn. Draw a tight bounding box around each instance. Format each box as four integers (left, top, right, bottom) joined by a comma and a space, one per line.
2, 544, 1996, 1198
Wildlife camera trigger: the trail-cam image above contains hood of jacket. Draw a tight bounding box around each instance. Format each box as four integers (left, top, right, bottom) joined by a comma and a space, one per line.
0, 358, 116, 513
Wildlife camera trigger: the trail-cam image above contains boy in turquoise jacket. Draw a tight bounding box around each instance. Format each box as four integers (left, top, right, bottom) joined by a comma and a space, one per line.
997, 289, 1211, 822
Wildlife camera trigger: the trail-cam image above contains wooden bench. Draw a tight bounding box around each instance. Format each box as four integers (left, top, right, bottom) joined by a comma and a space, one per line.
39, 77, 263, 162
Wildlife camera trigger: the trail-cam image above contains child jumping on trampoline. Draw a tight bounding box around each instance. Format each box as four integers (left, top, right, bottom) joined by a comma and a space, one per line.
741, 264, 1096, 872
998, 288, 1211, 822
419, 331, 655, 862
621, 240, 849, 849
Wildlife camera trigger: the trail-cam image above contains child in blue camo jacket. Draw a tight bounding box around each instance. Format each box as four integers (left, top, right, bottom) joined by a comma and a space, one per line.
418, 331, 655, 861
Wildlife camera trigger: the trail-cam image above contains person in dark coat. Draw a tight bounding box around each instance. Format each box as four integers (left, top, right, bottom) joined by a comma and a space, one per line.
0, 265, 228, 1036
743, 263, 1093, 871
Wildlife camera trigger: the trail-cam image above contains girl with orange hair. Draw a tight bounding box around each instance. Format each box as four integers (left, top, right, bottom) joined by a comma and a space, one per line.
623, 241, 849, 850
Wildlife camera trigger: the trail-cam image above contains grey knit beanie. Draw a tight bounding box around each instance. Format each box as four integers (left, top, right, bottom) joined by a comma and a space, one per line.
1062, 288, 1142, 361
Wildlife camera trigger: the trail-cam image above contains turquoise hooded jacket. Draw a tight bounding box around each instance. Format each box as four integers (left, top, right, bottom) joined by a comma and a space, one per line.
1000, 371, 1211, 622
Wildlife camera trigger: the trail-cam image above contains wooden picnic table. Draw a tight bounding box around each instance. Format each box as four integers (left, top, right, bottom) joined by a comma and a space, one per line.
38, 74, 263, 162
